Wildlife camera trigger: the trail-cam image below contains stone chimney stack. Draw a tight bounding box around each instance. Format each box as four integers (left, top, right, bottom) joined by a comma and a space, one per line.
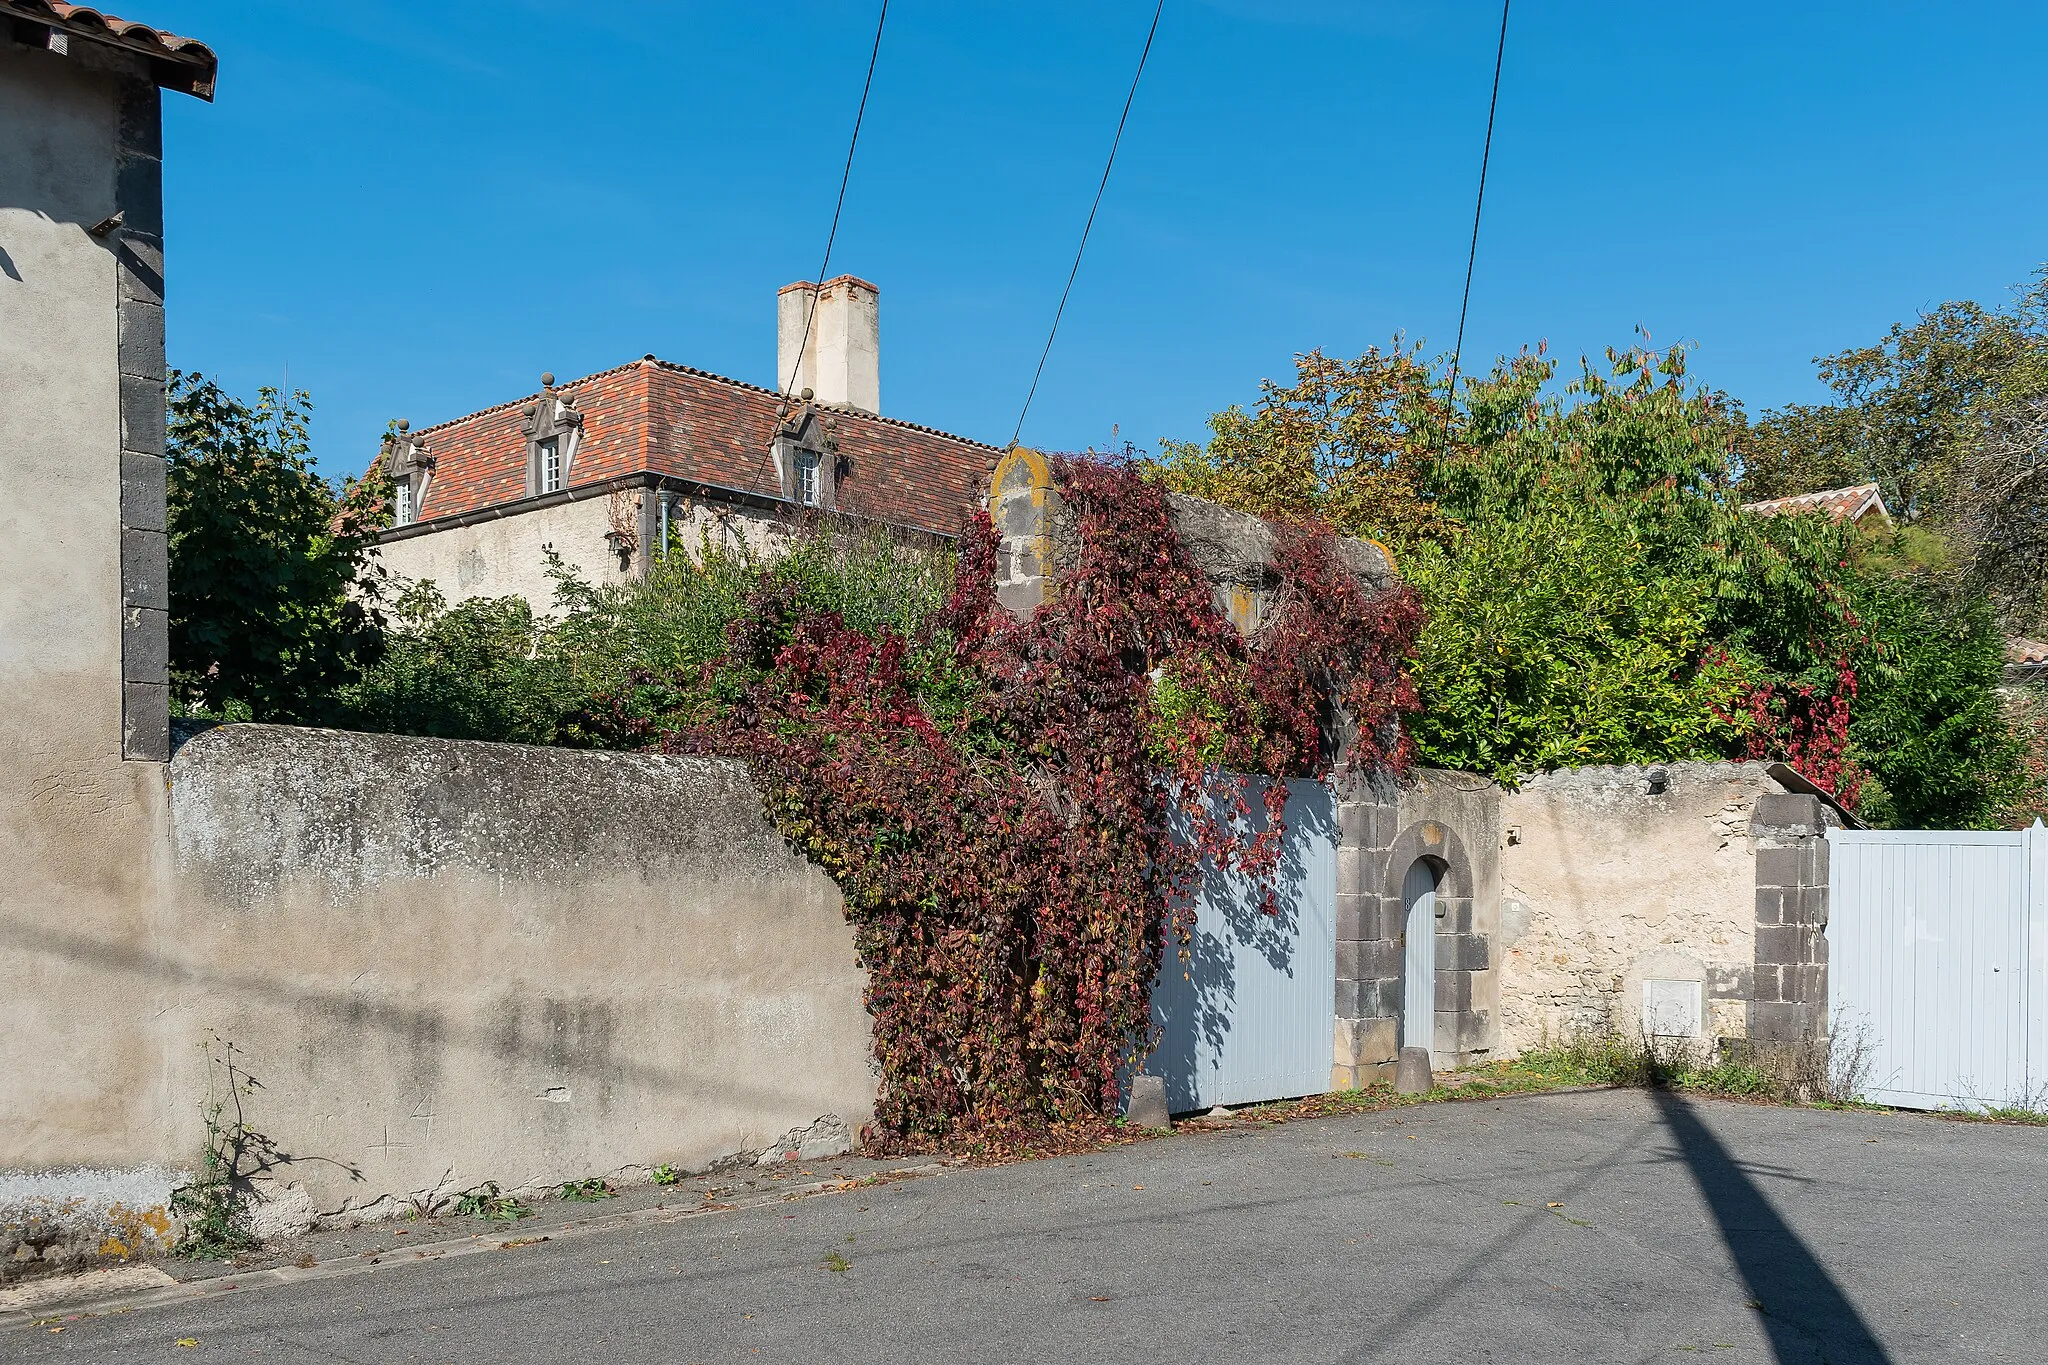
777, 275, 880, 414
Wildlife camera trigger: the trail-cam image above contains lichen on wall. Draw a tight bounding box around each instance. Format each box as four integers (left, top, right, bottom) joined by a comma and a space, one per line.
0, 1167, 177, 1283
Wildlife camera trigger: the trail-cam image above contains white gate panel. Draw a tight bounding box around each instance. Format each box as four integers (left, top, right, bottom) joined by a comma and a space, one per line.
1829, 826, 2039, 1111
2032, 827, 2048, 1101
1150, 778, 1336, 1114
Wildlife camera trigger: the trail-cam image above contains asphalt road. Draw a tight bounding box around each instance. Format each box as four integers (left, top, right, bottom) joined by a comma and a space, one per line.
9, 1088, 2042, 1364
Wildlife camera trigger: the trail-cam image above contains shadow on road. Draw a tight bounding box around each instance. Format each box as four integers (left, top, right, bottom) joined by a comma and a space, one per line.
1652, 1090, 1891, 1364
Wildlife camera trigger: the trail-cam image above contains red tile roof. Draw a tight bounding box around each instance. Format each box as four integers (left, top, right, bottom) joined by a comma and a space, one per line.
2008, 638, 2048, 667
1741, 482, 1891, 525
389, 359, 1001, 538
4, 1, 217, 98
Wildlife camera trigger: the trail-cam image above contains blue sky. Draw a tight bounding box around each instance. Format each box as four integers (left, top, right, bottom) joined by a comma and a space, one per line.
150, 1, 2048, 474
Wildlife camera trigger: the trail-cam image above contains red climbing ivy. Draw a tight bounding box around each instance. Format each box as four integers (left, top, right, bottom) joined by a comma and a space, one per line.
614, 457, 1421, 1143
1732, 654, 1864, 808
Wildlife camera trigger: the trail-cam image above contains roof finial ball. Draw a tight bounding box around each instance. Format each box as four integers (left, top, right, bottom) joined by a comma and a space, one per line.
800, 387, 814, 402
541, 372, 555, 388
396, 419, 409, 432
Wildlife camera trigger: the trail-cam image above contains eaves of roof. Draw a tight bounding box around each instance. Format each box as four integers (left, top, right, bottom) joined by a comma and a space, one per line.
373, 468, 959, 549
403, 355, 1003, 455
4, 1, 217, 99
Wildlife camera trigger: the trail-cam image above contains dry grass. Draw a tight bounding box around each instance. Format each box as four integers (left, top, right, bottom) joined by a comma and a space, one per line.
1505, 1021, 1878, 1107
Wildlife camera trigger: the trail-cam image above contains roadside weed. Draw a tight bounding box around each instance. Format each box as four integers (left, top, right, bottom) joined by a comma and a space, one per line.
454, 1182, 535, 1222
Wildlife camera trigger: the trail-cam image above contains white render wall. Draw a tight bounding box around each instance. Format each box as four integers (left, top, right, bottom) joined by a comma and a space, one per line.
1496, 763, 1782, 1053
0, 37, 183, 1189
377, 494, 645, 616
376, 493, 803, 617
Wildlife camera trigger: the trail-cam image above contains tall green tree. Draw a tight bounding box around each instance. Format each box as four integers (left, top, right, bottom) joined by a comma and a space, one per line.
166, 373, 389, 721
1737, 273, 2048, 519
1151, 337, 2023, 826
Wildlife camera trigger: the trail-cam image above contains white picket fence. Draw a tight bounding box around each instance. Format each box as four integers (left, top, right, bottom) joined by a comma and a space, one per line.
1828, 823, 2048, 1111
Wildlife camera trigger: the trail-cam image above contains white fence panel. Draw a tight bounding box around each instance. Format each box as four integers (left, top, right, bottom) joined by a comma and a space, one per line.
1149, 778, 1336, 1113
2034, 828, 2048, 1103
1828, 825, 2042, 1111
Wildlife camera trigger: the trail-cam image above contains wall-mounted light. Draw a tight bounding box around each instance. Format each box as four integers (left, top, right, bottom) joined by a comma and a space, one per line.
604, 528, 635, 572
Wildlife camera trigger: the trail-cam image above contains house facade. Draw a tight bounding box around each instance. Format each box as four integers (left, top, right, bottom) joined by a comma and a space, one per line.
371, 276, 1001, 613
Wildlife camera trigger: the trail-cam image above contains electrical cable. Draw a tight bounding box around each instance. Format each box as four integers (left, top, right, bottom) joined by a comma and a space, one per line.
1010, 0, 1165, 450
1438, 0, 1511, 454
782, 0, 891, 399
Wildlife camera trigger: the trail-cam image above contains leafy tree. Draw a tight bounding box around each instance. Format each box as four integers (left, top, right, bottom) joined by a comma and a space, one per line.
1152, 343, 1456, 553
1737, 273, 2048, 521
331, 582, 576, 745
1152, 336, 2025, 826
166, 373, 389, 721
1952, 395, 2048, 631
1844, 569, 2021, 829
1400, 491, 1745, 778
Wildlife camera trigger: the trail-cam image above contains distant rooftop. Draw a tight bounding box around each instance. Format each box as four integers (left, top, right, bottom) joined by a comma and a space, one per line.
1741, 482, 1891, 526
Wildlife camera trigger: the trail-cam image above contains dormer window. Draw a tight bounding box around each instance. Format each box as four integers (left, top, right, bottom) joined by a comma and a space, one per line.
795, 450, 822, 508
522, 372, 584, 498
771, 388, 840, 511
380, 420, 434, 527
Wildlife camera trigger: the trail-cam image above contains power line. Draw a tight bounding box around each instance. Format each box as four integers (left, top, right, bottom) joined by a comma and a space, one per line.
1010, 0, 1165, 450
782, 0, 891, 398
1438, 0, 1511, 453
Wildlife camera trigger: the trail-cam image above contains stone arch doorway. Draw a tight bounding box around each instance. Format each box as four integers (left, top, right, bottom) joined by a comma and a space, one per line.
1401, 856, 1445, 1055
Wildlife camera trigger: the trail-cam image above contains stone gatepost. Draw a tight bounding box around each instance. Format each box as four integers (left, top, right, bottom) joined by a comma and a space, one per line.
990, 445, 1058, 616
1749, 793, 1834, 1043
1332, 769, 1403, 1087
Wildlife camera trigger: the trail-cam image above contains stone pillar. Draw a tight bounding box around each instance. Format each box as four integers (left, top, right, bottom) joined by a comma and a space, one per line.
115, 74, 169, 760
990, 446, 1057, 617
1332, 768, 1402, 1087
1750, 793, 1831, 1043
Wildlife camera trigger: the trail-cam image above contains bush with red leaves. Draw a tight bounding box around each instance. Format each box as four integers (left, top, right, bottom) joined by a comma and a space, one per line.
607, 457, 1421, 1142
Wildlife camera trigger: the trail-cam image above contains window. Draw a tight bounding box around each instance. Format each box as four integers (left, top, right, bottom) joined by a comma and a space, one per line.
795, 450, 822, 508
393, 479, 414, 526
538, 436, 562, 493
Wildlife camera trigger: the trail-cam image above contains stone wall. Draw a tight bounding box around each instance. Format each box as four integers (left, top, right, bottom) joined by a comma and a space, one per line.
1493, 763, 1844, 1056
1749, 793, 1835, 1043
2, 726, 875, 1281
1332, 768, 1502, 1082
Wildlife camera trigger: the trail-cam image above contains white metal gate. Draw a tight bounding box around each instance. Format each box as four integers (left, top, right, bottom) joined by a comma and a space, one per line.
1828, 823, 2048, 1111
1149, 779, 1336, 1114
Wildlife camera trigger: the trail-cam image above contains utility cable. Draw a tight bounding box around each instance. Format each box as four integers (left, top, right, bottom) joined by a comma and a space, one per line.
1438, 0, 1511, 454
1010, 0, 1165, 449
782, 0, 890, 398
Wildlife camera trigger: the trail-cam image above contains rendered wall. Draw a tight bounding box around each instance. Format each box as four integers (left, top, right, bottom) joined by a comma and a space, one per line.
375, 494, 641, 614
3, 726, 875, 1279
1496, 763, 1777, 1053
375, 491, 797, 615
0, 39, 185, 1279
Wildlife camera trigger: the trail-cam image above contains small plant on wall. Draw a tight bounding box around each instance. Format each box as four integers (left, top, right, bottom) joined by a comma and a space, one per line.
170, 1034, 263, 1259
592, 456, 1421, 1145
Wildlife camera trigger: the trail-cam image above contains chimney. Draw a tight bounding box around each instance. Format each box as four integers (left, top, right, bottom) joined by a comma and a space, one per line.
777, 275, 879, 413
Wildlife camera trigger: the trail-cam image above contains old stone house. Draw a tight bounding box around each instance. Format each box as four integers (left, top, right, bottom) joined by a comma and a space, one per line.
369, 275, 1001, 613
